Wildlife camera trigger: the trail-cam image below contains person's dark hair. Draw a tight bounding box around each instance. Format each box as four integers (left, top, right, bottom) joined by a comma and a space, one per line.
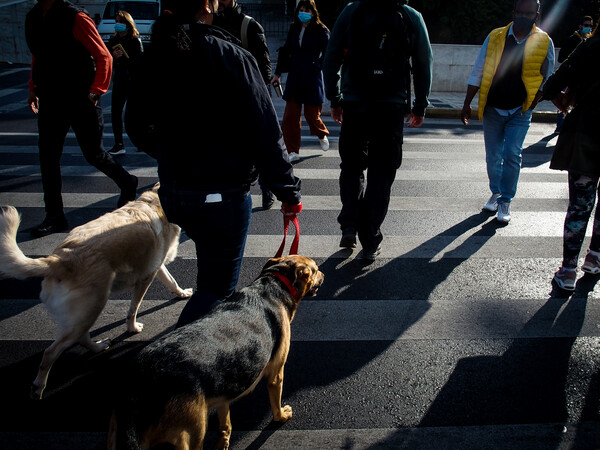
582, 15, 593, 24
514, 0, 540, 14
151, 0, 205, 52
293, 0, 328, 31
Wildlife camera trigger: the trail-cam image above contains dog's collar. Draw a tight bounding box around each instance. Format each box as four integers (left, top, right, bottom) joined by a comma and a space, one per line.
270, 272, 298, 301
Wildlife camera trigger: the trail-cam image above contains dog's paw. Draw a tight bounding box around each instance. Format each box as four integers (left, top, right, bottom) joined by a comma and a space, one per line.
215, 436, 230, 450
175, 287, 193, 299
128, 321, 144, 333
91, 338, 111, 352
274, 405, 293, 422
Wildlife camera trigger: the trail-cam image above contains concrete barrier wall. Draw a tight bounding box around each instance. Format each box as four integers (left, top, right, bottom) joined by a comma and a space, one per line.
431, 43, 480, 92
0, 0, 35, 65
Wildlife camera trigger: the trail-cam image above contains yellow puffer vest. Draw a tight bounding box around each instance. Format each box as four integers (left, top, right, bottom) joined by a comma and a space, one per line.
478, 23, 550, 120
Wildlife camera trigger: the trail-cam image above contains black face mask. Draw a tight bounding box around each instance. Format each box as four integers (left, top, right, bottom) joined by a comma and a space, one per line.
513, 16, 535, 34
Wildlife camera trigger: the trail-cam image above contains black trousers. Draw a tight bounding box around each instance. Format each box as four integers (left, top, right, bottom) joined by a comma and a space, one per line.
37, 94, 133, 216
337, 102, 405, 249
111, 79, 128, 144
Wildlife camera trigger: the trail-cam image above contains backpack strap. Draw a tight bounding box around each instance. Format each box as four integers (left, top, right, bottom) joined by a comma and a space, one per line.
240, 15, 252, 50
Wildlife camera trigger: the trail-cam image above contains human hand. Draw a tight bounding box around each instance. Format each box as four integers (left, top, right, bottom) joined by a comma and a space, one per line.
331, 106, 343, 124
270, 75, 280, 86
405, 113, 424, 128
281, 201, 302, 217
551, 92, 573, 113
113, 48, 124, 59
460, 104, 471, 125
28, 91, 39, 114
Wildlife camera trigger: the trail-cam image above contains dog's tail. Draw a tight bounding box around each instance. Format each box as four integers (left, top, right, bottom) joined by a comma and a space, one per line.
0, 206, 52, 279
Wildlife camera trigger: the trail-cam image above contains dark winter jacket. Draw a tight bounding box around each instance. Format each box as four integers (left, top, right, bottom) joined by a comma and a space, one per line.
323, 0, 432, 116
107, 33, 143, 84
128, 22, 300, 204
25, 0, 95, 97
275, 22, 329, 105
558, 31, 587, 63
213, 2, 272, 85
543, 35, 600, 176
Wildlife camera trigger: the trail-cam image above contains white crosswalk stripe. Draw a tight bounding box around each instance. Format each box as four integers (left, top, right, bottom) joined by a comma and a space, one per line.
1, 69, 599, 449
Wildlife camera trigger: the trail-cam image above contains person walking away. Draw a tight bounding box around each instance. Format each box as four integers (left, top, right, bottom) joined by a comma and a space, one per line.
143, 0, 302, 327
272, 0, 330, 163
214, 0, 276, 209
461, 0, 555, 224
25, 0, 138, 238
554, 15, 593, 132
107, 10, 143, 155
543, 25, 600, 290
323, 0, 432, 260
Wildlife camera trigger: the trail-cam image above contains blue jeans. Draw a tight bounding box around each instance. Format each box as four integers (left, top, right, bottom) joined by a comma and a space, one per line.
482, 106, 532, 203
158, 184, 252, 328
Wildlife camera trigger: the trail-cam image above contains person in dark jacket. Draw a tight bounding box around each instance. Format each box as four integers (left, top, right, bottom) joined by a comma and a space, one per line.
25, 0, 138, 238
214, 0, 271, 85
272, 0, 330, 162
213, 0, 276, 209
323, 0, 432, 260
146, 0, 302, 327
543, 26, 600, 290
107, 10, 143, 155
554, 15, 593, 132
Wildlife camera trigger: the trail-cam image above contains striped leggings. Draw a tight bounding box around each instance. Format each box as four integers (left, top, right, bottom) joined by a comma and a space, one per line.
562, 172, 600, 268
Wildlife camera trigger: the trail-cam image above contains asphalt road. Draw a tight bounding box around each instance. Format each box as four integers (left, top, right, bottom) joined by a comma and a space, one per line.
0, 64, 599, 449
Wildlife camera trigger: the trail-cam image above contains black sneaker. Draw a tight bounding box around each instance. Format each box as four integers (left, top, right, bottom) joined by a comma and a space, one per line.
31, 215, 68, 238
117, 174, 138, 208
262, 189, 274, 210
361, 244, 381, 261
108, 143, 126, 156
340, 228, 357, 248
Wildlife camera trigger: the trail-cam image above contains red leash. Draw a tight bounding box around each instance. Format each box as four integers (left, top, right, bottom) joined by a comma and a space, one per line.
275, 202, 302, 257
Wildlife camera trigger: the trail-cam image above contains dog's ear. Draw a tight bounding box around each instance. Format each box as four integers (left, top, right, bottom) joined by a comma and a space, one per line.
292, 263, 312, 298
152, 182, 160, 193
262, 257, 283, 272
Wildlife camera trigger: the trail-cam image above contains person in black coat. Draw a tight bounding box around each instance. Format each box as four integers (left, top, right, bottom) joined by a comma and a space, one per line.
141, 0, 302, 327
272, 0, 330, 162
107, 10, 143, 155
543, 27, 600, 290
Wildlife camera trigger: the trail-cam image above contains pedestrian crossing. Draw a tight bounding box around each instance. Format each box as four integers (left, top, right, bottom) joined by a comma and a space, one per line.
1, 67, 600, 449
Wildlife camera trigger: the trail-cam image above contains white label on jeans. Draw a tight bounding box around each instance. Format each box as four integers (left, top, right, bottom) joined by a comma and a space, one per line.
205, 193, 222, 203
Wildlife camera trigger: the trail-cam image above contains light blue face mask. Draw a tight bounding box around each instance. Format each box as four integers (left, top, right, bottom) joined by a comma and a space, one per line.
298, 11, 312, 23
582, 27, 592, 35
114, 23, 127, 33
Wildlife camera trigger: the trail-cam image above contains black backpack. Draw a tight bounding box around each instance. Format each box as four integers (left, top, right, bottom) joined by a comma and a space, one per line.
346, 0, 413, 100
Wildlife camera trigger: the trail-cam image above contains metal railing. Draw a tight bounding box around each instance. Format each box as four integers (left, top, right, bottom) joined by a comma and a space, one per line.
241, 2, 292, 37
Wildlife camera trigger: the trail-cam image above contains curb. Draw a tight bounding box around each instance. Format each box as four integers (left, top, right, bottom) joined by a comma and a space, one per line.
426, 108, 557, 123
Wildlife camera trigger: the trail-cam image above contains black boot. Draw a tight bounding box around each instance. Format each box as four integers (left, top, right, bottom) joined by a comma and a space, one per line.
31, 214, 68, 238
262, 189, 275, 210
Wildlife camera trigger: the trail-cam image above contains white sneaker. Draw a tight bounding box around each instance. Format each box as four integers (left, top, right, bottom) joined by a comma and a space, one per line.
497, 202, 511, 223
319, 136, 329, 151
483, 193, 501, 212
288, 152, 300, 163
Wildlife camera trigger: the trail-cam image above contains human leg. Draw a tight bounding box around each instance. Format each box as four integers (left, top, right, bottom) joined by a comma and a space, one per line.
358, 103, 404, 251
70, 96, 137, 207
303, 103, 329, 150
159, 187, 252, 328
281, 99, 302, 155
33, 98, 70, 236
499, 108, 532, 203
337, 103, 368, 242
110, 81, 127, 152
562, 173, 599, 269
482, 107, 506, 199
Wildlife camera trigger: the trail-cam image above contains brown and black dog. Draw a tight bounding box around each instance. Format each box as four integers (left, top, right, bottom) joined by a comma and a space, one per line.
108, 255, 324, 450
0, 185, 192, 399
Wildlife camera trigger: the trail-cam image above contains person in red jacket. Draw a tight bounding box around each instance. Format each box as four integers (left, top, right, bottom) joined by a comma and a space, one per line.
25, 0, 138, 237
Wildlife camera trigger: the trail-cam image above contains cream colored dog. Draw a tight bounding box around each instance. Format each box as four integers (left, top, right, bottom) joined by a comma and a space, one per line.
0, 185, 192, 399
